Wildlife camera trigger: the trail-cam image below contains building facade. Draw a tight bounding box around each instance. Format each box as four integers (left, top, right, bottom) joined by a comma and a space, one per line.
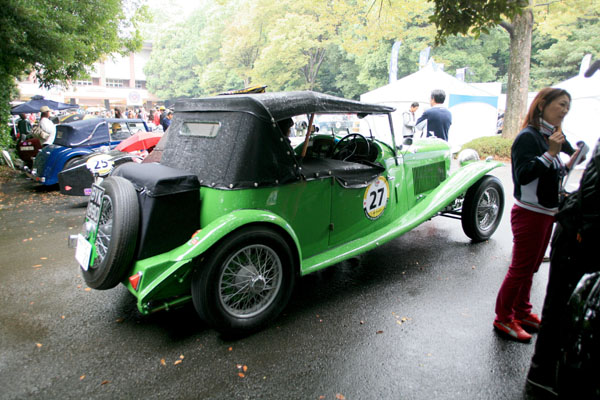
17, 42, 159, 112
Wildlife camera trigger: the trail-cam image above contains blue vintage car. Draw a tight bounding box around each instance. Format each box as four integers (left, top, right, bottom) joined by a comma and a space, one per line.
28, 118, 149, 185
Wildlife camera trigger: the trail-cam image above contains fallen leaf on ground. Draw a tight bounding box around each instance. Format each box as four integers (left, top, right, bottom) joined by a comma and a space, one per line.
174, 360, 182, 365
115, 318, 124, 323
179, 355, 184, 359
336, 394, 346, 399
243, 365, 248, 372
32, 264, 42, 268
80, 375, 85, 381
36, 343, 42, 348
40, 257, 48, 260
160, 358, 166, 366
101, 380, 109, 385
376, 330, 384, 334
84, 288, 91, 292
238, 373, 245, 378
228, 347, 233, 351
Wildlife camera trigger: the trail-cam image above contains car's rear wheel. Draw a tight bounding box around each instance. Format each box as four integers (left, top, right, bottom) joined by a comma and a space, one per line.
191, 226, 295, 335
461, 175, 504, 242
63, 156, 83, 171
82, 176, 139, 289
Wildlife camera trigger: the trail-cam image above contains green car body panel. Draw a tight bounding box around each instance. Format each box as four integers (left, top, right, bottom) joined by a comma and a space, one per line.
124, 154, 501, 315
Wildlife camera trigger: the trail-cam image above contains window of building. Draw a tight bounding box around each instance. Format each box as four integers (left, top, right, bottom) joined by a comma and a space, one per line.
135, 80, 146, 89
73, 80, 93, 86
106, 79, 128, 88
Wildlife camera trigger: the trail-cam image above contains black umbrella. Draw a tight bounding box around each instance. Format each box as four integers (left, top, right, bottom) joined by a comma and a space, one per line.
10, 95, 78, 115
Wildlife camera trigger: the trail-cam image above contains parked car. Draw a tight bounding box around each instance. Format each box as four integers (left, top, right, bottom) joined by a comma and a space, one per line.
58, 130, 163, 196
58, 150, 143, 196
16, 137, 43, 169
71, 91, 505, 335
28, 118, 149, 186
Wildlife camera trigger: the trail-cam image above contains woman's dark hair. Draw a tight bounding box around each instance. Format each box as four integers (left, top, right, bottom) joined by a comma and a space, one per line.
522, 87, 571, 130
411, 102, 419, 108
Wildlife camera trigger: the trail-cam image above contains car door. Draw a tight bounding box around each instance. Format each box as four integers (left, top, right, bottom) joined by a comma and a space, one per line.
328, 156, 402, 248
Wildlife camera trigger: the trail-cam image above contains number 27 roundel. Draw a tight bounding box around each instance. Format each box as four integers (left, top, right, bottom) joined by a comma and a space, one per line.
363, 176, 390, 220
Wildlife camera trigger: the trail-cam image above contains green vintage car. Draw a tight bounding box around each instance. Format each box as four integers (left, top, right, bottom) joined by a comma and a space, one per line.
72, 91, 504, 334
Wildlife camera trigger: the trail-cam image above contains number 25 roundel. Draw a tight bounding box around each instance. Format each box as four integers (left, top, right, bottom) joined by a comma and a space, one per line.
363, 176, 389, 220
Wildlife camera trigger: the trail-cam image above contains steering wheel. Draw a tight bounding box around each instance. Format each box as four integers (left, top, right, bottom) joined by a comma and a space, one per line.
332, 133, 370, 161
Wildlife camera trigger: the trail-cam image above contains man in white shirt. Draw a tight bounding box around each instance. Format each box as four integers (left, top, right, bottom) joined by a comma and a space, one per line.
39, 106, 56, 145
402, 102, 419, 138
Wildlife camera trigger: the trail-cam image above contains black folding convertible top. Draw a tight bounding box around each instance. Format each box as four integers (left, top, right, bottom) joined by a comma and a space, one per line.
160, 91, 395, 190
174, 91, 395, 122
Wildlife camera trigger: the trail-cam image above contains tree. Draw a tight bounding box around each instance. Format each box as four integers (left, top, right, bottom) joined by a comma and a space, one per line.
251, 0, 337, 91
220, 1, 265, 88
427, 0, 599, 139
530, 9, 600, 89
0, 0, 148, 148
427, 0, 531, 139
144, 22, 205, 99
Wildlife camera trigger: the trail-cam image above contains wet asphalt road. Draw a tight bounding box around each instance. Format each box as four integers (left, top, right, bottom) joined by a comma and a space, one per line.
0, 165, 581, 400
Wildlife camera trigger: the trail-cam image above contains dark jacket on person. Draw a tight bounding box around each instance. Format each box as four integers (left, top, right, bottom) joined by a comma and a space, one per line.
416, 106, 452, 141
512, 125, 574, 214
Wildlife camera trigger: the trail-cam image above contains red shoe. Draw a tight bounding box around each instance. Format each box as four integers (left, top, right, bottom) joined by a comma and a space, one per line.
493, 320, 532, 342
515, 313, 541, 332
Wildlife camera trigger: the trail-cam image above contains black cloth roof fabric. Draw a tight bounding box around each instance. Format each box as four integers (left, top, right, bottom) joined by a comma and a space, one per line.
53, 119, 110, 147
162, 91, 395, 190
174, 91, 395, 122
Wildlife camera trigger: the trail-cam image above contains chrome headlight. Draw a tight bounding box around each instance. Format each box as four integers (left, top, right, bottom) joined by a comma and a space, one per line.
458, 149, 480, 166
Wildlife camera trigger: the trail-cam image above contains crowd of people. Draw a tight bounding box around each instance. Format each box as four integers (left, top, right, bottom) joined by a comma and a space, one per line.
12, 104, 173, 145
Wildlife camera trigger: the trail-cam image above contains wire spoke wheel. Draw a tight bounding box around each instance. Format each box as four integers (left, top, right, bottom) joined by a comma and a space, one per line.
462, 175, 504, 242
93, 195, 113, 268
476, 186, 500, 232
219, 244, 283, 318
192, 226, 296, 335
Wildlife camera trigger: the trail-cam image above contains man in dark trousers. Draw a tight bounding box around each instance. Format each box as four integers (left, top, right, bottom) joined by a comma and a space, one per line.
416, 89, 452, 141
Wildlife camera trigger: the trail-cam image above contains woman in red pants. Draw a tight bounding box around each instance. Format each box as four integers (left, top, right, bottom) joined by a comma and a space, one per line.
493, 87, 579, 342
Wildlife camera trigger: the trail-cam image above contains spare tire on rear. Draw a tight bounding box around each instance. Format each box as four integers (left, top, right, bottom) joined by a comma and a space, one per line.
82, 176, 139, 290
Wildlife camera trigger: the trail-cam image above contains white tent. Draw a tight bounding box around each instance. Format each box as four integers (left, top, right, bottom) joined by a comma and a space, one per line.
554, 70, 600, 156
361, 61, 500, 148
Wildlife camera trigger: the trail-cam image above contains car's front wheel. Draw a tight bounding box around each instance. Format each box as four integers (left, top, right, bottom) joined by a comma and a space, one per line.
191, 226, 296, 335
461, 175, 504, 242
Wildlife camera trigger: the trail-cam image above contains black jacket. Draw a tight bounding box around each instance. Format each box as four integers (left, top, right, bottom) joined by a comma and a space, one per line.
512, 125, 574, 213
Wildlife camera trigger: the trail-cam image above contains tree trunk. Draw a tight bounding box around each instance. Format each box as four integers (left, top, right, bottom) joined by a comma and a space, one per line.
502, 7, 533, 140
303, 48, 326, 90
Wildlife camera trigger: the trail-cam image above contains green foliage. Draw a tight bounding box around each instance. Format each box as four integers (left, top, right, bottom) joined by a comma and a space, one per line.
461, 136, 513, 159
530, 17, 600, 90
0, 0, 148, 151
427, 0, 529, 45
0, 74, 18, 152
142, 0, 596, 101
1, 0, 147, 87
145, 25, 204, 99
432, 28, 508, 83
